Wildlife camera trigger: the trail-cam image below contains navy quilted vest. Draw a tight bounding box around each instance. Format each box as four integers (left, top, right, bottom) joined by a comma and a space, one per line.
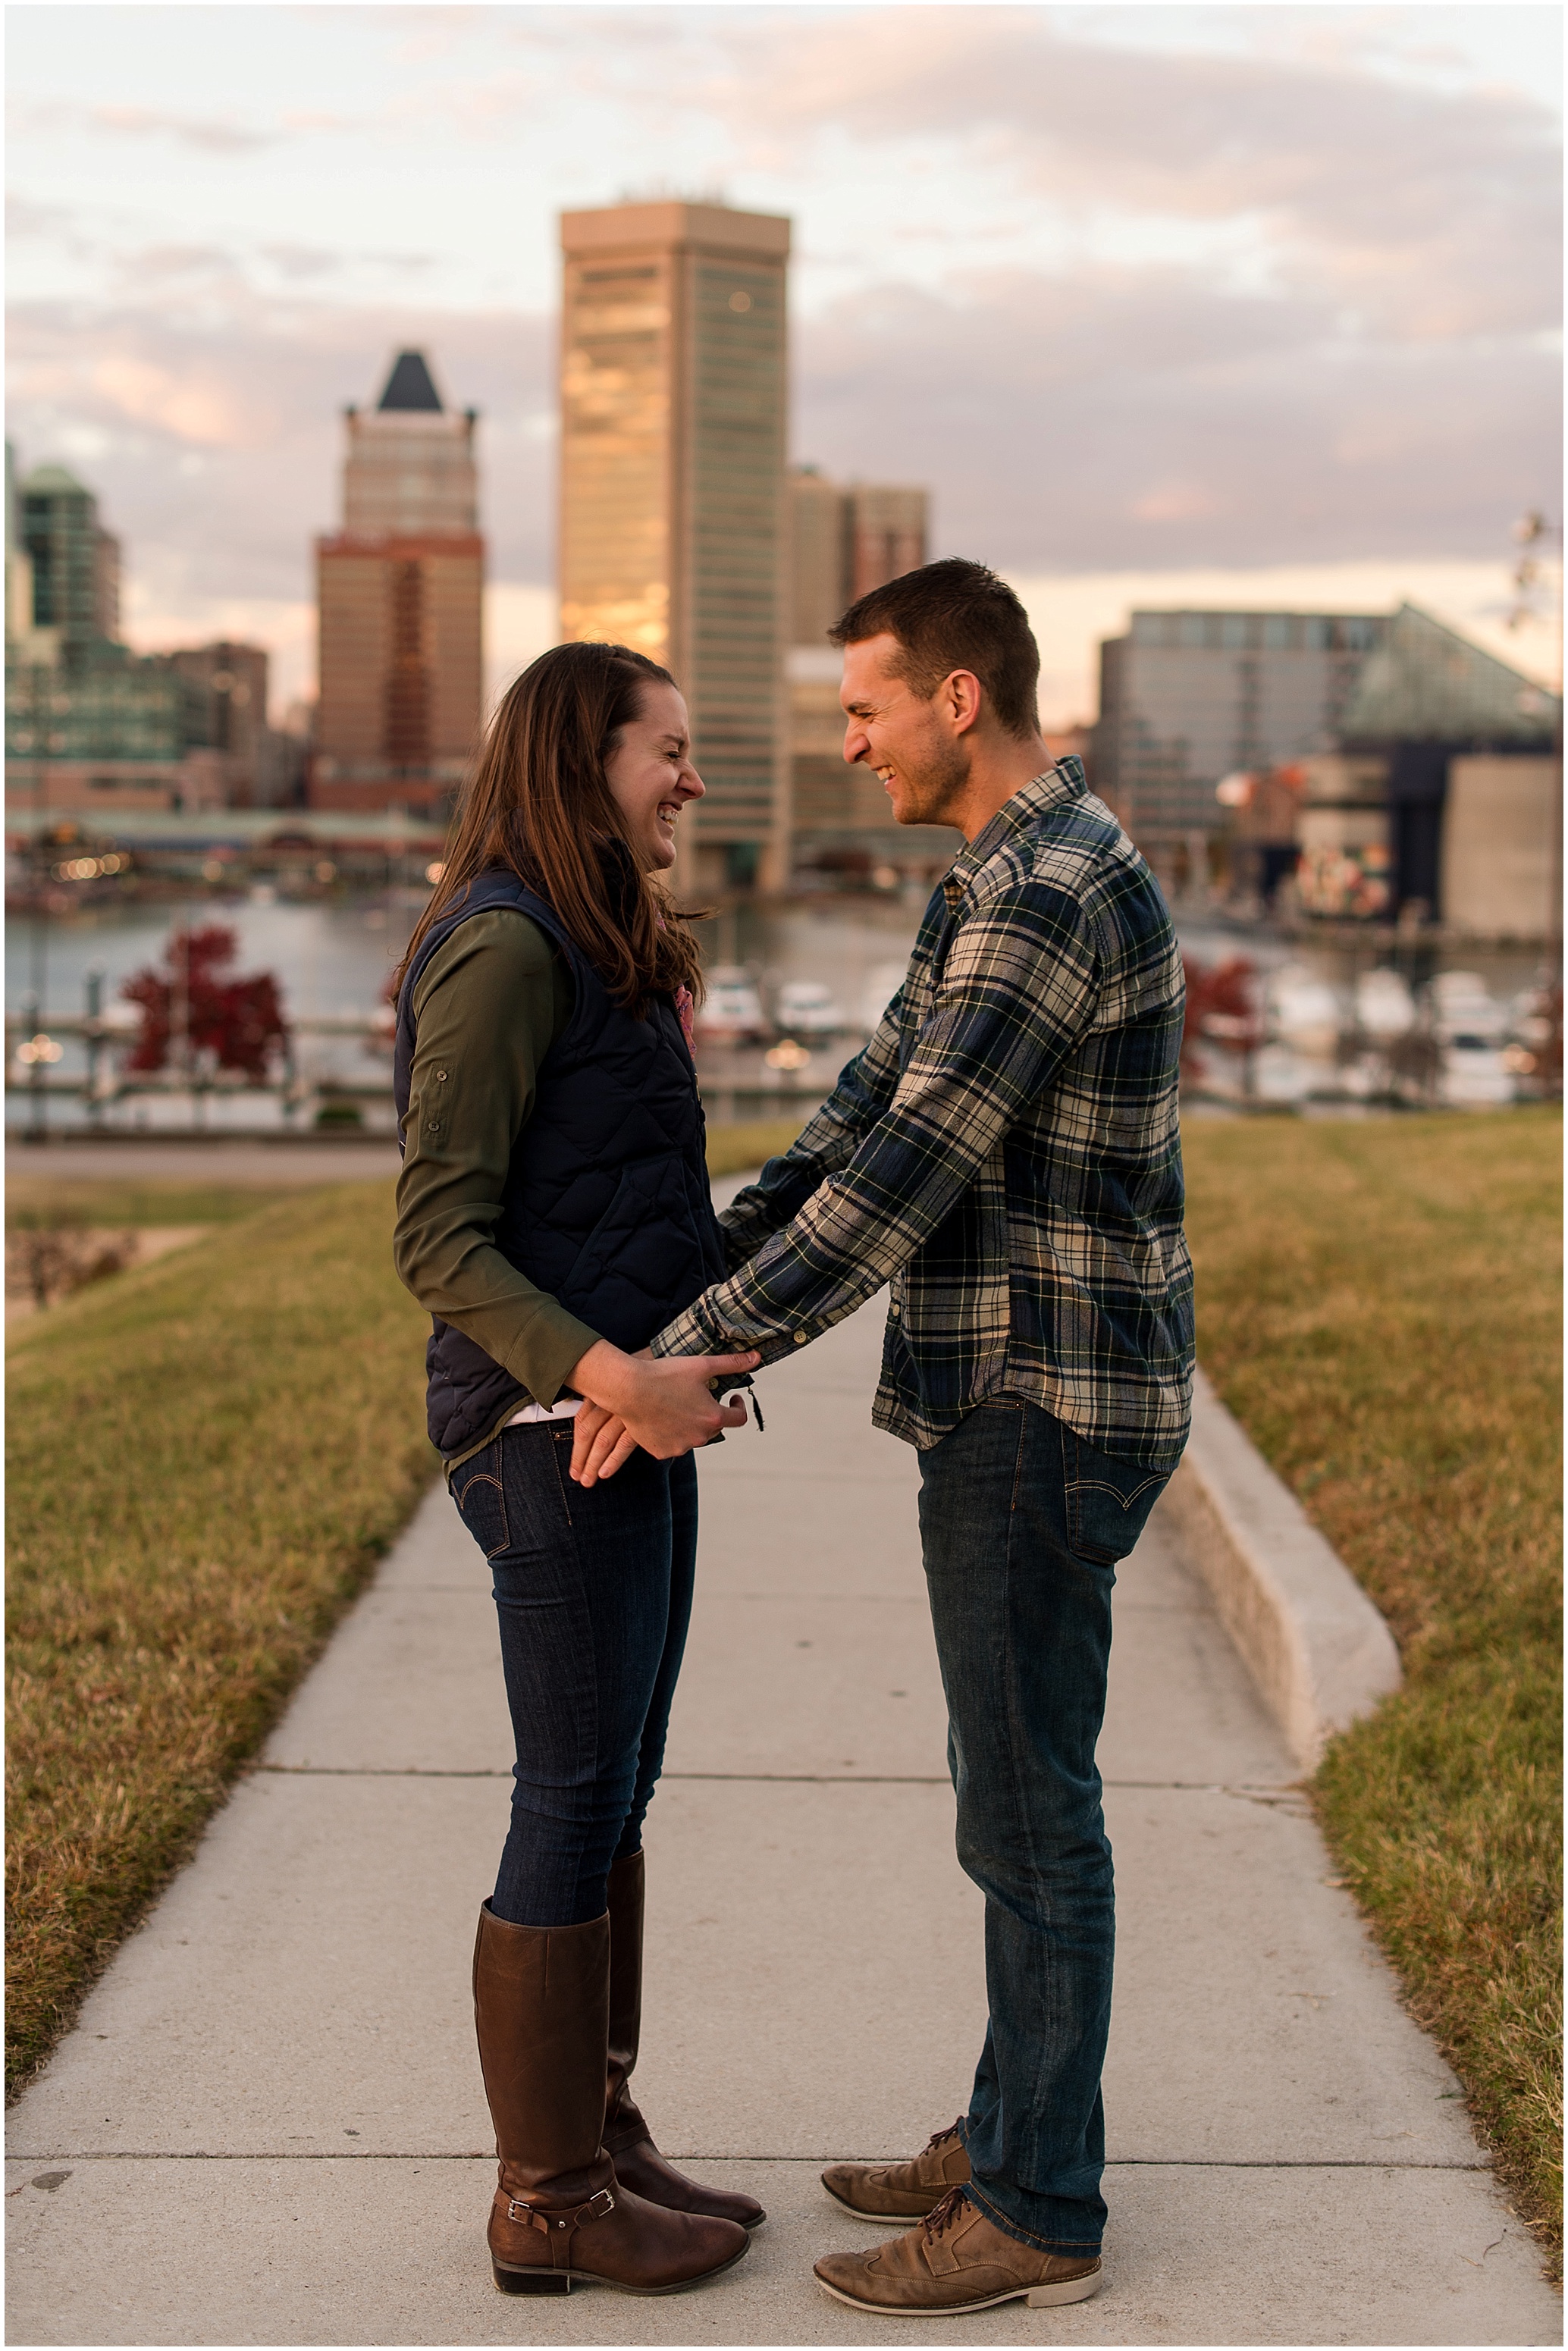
394, 868, 725, 1459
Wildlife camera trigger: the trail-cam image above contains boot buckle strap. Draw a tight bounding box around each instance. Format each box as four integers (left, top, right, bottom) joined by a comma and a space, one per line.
507, 2186, 615, 2233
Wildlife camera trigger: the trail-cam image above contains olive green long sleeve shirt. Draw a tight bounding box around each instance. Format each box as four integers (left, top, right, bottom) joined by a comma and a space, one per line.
392, 909, 603, 1419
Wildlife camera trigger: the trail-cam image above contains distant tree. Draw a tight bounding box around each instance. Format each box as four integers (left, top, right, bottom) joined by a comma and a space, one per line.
121, 926, 287, 1079
1181, 956, 1259, 1080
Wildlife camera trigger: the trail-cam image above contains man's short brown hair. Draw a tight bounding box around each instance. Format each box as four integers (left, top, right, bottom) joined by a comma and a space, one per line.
829, 558, 1040, 740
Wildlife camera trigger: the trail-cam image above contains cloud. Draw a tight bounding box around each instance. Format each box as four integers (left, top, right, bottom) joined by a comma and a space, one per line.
87, 102, 274, 152
6, 291, 555, 607
4, 3, 1557, 679
795, 265, 1561, 570
711, 9, 1560, 341
10, 99, 277, 152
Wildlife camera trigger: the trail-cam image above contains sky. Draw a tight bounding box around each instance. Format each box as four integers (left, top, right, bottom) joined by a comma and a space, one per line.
7, 1, 1563, 723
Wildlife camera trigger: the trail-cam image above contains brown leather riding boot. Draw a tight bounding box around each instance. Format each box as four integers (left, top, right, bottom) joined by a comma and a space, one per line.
603, 1851, 766, 2229
472, 1899, 750, 2296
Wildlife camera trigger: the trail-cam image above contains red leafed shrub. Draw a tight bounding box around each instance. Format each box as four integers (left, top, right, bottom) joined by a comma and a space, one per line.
1181, 956, 1259, 1077
121, 926, 288, 1078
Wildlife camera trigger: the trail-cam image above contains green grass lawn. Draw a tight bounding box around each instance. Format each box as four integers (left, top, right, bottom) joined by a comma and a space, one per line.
5, 1136, 797, 2092
704, 1115, 806, 1179
1182, 1108, 1563, 2267
9, 1114, 1562, 2278
6, 1183, 431, 2092
6, 1176, 299, 1230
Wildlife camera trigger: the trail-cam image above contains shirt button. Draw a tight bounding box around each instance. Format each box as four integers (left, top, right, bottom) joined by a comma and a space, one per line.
435, 1069, 448, 1083
889, 1302, 901, 1319
792, 1331, 808, 1346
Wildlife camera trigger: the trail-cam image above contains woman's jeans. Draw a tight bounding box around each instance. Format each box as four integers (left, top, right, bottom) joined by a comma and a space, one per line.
917, 1403, 1171, 2258
450, 1422, 698, 1929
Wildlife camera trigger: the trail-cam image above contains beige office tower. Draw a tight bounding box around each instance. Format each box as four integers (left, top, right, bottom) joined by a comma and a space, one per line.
560, 202, 791, 892
311, 350, 483, 815
786, 469, 951, 877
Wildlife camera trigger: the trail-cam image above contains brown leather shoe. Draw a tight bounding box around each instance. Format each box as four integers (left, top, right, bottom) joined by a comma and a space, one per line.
473, 1900, 749, 2297
604, 1851, 766, 2230
821, 2117, 971, 2218
813, 2187, 1102, 2316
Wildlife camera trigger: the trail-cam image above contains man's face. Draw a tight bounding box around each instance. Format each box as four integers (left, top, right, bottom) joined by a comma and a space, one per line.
839, 635, 968, 827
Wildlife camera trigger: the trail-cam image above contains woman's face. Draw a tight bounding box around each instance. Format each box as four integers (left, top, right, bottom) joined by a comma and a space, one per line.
603, 682, 705, 871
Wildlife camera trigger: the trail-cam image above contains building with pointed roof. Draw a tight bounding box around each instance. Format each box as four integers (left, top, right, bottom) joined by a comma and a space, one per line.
1338, 602, 1558, 746
1300, 605, 1560, 934
311, 350, 484, 816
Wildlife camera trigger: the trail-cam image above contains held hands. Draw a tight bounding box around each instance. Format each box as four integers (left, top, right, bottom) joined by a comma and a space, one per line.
566, 1340, 760, 1487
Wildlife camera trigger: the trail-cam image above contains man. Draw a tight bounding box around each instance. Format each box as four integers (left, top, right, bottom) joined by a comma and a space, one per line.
574, 558, 1193, 2316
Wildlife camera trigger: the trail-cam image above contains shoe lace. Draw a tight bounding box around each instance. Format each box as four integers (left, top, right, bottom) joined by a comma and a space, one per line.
922, 2187, 967, 2244
923, 2117, 964, 2155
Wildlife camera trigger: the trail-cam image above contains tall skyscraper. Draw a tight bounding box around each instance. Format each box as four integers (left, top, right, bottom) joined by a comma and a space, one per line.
559, 202, 790, 890
788, 467, 928, 644
310, 350, 483, 816
14, 461, 119, 667
786, 467, 952, 880
5, 445, 224, 816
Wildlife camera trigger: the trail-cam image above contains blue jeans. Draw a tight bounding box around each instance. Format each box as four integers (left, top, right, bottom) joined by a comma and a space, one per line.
450, 1422, 698, 1929
917, 1403, 1170, 2256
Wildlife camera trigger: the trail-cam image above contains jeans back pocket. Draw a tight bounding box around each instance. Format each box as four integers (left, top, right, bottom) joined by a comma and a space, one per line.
1060, 1424, 1169, 1566
451, 1450, 510, 1560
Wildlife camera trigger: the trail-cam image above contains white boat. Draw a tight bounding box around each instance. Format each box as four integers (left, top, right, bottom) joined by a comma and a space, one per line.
1354, 969, 1416, 1042
1427, 971, 1508, 1047
695, 967, 770, 1045
1264, 964, 1343, 1060
773, 979, 846, 1039
1438, 1042, 1516, 1107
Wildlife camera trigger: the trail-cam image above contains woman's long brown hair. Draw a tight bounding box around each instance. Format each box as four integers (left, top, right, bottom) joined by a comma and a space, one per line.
394, 641, 706, 1011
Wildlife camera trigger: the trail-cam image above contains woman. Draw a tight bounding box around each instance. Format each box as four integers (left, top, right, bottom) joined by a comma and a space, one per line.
392, 641, 764, 2298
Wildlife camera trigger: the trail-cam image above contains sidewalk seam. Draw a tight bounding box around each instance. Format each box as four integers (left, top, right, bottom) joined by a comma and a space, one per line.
5, 2152, 1494, 2171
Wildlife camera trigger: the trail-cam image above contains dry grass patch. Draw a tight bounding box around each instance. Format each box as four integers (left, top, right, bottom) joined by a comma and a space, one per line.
5, 1134, 811, 2095
6, 1176, 298, 1230
1182, 1107, 1562, 2267
6, 1182, 431, 2092
704, 1117, 809, 1179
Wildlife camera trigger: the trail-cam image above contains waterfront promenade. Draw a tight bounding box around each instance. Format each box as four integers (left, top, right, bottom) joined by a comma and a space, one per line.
6, 1270, 1555, 2343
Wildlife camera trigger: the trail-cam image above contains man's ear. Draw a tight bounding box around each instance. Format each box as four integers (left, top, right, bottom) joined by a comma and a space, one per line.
943, 669, 984, 736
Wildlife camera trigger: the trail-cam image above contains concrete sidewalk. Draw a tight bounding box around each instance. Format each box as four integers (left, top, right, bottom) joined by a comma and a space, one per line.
7, 1297, 1555, 2346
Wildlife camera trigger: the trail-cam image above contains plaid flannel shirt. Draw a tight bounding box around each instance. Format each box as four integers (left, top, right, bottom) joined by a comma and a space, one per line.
653, 759, 1194, 1465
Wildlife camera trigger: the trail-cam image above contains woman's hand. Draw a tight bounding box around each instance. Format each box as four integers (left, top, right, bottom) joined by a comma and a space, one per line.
566, 1340, 758, 1485
569, 1400, 638, 1486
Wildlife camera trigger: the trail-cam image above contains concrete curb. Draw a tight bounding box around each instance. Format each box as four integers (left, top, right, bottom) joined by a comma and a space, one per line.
1159, 1367, 1403, 1773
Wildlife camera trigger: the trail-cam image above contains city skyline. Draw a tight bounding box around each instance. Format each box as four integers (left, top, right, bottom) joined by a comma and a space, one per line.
6, 4, 1561, 723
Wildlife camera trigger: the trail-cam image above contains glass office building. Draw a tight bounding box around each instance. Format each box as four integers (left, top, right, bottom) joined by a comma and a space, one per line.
1096, 610, 1387, 848
560, 202, 790, 891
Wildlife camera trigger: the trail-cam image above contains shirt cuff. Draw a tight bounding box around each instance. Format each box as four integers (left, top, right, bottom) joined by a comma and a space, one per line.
648, 1296, 731, 1359
650, 1287, 808, 1368
493, 1297, 604, 1406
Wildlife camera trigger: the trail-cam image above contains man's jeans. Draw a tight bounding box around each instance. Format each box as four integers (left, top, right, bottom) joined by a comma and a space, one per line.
918, 1403, 1171, 2255
450, 1421, 698, 1929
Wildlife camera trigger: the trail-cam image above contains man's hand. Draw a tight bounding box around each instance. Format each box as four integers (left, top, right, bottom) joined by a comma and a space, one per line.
566, 1340, 758, 1486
